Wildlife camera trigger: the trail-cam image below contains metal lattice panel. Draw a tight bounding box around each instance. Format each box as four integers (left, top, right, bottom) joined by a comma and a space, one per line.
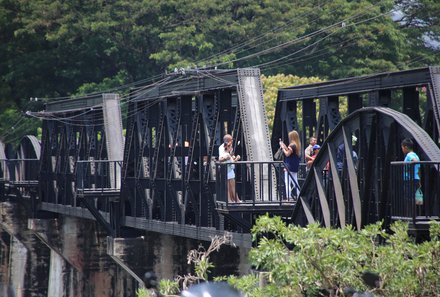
293, 107, 440, 229
273, 66, 440, 153
121, 69, 273, 230
38, 94, 123, 236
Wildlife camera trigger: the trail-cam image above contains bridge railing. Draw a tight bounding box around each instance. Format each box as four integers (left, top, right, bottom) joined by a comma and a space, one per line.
390, 161, 440, 222
0, 159, 39, 184
75, 160, 122, 197
216, 161, 298, 206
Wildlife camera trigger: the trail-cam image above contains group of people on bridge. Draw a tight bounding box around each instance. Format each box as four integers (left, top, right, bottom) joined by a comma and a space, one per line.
217, 129, 423, 206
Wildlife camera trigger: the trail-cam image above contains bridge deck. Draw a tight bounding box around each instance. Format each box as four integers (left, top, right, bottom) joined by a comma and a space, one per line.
216, 200, 295, 214
77, 188, 121, 199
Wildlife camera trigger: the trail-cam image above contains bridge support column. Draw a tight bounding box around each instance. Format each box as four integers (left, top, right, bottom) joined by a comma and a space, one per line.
0, 201, 50, 297
28, 216, 135, 297
154, 234, 181, 279
107, 237, 148, 285
0, 230, 11, 295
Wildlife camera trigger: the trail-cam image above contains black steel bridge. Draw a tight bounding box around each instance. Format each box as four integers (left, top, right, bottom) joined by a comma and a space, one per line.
0, 67, 439, 296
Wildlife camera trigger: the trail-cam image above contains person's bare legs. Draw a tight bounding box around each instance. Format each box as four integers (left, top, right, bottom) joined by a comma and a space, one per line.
229, 179, 240, 202
227, 179, 235, 202
228, 179, 240, 202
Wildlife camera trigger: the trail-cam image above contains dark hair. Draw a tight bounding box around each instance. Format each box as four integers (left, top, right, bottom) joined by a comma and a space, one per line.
401, 138, 414, 150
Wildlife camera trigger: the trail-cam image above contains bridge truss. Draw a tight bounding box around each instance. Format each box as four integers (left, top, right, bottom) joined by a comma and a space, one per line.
272, 66, 440, 151
119, 68, 275, 237
272, 67, 440, 230
1, 67, 439, 245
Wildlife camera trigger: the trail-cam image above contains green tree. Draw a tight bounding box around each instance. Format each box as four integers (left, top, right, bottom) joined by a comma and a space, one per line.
395, 0, 440, 67
148, 0, 440, 77
1, 0, 439, 141
0, 108, 40, 145
261, 74, 322, 133
231, 215, 440, 297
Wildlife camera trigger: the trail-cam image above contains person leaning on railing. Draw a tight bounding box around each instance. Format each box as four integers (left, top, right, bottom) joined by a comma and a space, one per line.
401, 138, 421, 204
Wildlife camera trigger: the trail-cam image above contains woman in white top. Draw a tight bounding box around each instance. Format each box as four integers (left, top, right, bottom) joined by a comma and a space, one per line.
219, 134, 241, 203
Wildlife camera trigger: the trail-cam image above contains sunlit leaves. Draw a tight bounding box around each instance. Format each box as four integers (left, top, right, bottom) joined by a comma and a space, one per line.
238, 217, 440, 296
261, 74, 322, 133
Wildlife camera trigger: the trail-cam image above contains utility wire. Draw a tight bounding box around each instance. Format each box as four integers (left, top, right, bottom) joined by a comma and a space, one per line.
196, 0, 333, 66
260, 35, 362, 72
205, 3, 386, 69
1, 1, 401, 138
255, 9, 395, 70
14, 11, 391, 129
24, 1, 386, 106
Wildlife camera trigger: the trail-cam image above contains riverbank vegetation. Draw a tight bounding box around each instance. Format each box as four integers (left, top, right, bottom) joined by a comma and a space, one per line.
139, 217, 439, 296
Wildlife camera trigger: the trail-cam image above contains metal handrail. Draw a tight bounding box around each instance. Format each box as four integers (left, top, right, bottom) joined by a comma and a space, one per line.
75, 160, 123, 195
215, 160, 301, 206
389, 161, 440, 223
0, 159, 39, 182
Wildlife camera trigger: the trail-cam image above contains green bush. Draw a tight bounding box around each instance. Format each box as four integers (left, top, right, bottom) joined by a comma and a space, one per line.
159, 279, 180, 295
136, 288, 149, 297
226, 215, 439, 297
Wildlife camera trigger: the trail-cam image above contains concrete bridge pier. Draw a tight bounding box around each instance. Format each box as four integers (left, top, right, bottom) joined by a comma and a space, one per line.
1, 201, 251, 296
28, 216, 136, 297
107, 236, 150, 286
28, 218, 85, 296
0, 201, 50, 297
140, 232, 250, 281
108, 232, 251, 285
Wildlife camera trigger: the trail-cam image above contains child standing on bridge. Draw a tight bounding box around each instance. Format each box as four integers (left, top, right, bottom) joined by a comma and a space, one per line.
279, 130, 301, 199
304, 136, 317, 163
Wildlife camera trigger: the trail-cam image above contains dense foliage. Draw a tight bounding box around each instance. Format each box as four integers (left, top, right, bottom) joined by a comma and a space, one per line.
227, 216, 439, 297
1, 0, 439, 141
218, 216, 440, 297
137, 217, 439, 297
261, 74, 322, 133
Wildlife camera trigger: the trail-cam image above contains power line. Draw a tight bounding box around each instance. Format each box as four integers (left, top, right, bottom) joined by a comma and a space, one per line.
204, 2, 387, 69
1, 1, 404, 139
255, 9, 396, 70
24, 1, 387, 106
196, 0, 334, 66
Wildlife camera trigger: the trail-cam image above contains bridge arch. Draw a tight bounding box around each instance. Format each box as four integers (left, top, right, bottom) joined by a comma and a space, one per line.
0, 140, 8, 181
17, 135, 41, 160
293, 107, 440, 229
0, 140, 6, 160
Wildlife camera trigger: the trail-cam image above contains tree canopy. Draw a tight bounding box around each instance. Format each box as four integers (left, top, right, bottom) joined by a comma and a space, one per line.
1, 0, 439, 142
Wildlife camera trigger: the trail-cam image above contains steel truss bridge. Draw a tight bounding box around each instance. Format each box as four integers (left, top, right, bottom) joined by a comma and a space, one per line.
1, 67, 440, 247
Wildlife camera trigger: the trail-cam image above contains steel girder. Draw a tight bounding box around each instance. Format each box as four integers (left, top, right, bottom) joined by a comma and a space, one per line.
121, 69, 271, 231
39, 94, 123, 236
0, 140, 7, 199
16, 135, 40, 186
17, 135, 41, 160
273, 66, 440, 153
292, 107, 440, 229
39, 109, 108, 206
121, 90, 242, 229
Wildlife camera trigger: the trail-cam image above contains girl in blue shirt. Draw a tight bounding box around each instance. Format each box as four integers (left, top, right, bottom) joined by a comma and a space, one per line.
401, 138, 421, 205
